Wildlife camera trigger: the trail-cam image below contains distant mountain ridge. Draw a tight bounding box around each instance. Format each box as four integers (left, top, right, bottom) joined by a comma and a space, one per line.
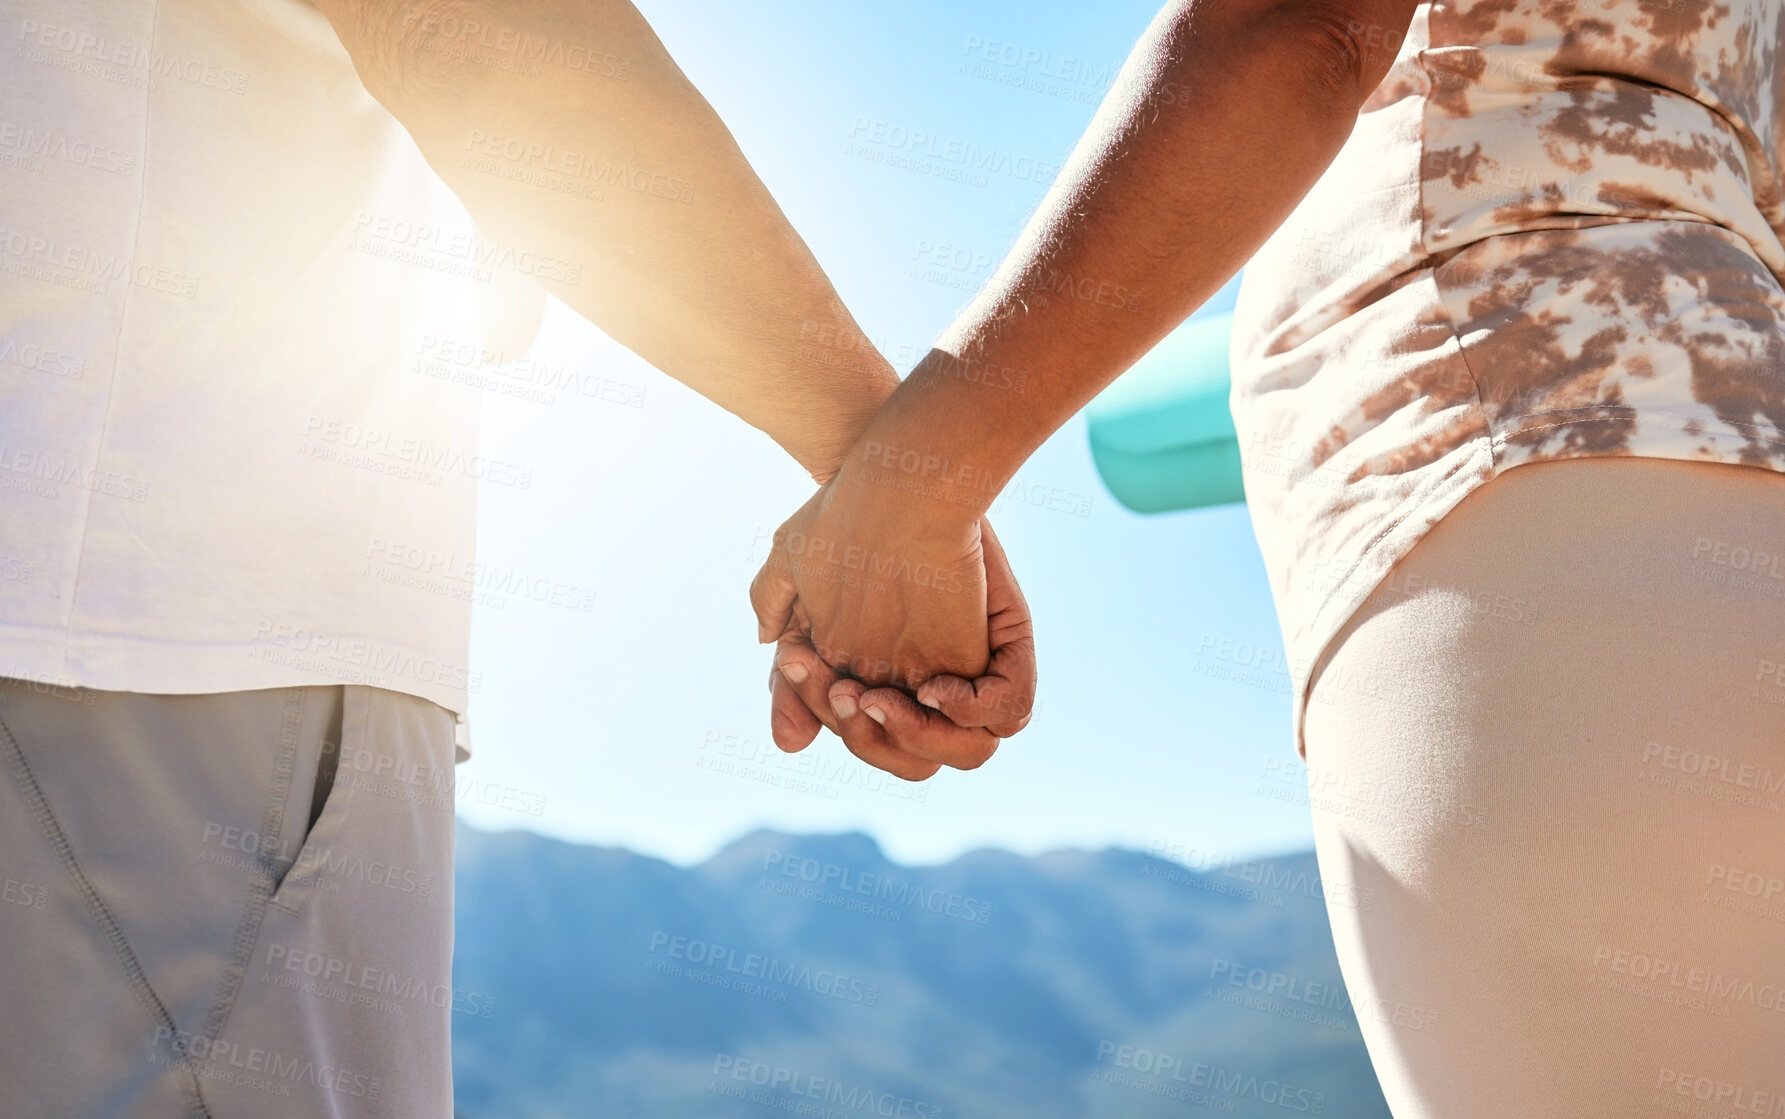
451, 824, 1394, 1118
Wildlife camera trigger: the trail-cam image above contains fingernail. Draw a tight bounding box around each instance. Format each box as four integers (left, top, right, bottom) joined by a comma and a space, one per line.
863, 705, 885, 725
916, 692, 941, 710
831, 693, 858, 719
779, 660, 809, 685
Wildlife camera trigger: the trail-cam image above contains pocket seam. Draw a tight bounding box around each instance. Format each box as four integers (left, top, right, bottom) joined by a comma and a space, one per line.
200, 688, 314, 1048
264, 687, 363, 912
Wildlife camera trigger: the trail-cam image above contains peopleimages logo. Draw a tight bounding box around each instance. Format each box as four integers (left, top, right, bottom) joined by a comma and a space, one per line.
1590, 943, 1785, 1012
860, 440, 1002, 496
366, 538, 596, 613
0, 120, 135, 175
695, 729, 932, 804
1209, 958, 1439, 1033
1655, 1067, 1785, 1114
960, 35, 1119, 89
1093, 1041, 1326, 1113
760, 850, 993, 925
199, 820, 435, 896
250, 620, 477, 693
1693, 537, 1785, 580
710, 1055, 946, 1118
0, 338, 85, 380
0, 442, 149, 502
349, 212, 581, 285
411, 334, 647, 408
1640, 739, 1785, 796
150, 1027, 380, 1100
646, 932, 880, 1005
0, 227, 200, 299
261, 945, 494, 1019
846, 117, 1060, 186
2, 876, 47, 909
780, 531, 969, 596
400, 8, 632, 79
1144, 839, 1376, 911
15, 18, 250, 95
462, 129, 694, 203
303, 416, 534, 489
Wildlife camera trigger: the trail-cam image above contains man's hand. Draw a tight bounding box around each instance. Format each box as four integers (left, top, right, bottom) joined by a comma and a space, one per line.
751, 473, 1035, 779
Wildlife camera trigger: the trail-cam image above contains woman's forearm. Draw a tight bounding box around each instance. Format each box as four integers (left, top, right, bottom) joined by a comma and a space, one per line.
831, 0, 1419, 526
313, 0, 898, 480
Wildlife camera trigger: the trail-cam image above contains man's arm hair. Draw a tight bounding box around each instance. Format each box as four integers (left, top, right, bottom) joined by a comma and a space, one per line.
313, 0, 897, 479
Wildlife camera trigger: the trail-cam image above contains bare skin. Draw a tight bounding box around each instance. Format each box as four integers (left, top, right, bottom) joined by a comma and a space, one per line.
313, 0, 1422, 779
752, 0, 1421, 769
307, 0, 1032, 774
312, 0, 895, 476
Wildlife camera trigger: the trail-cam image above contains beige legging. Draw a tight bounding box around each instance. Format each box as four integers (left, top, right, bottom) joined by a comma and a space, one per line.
1303, 456, 1785, 1118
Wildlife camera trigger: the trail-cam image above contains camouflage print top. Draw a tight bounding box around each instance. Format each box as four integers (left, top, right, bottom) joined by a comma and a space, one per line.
1229, 0, 1785, 758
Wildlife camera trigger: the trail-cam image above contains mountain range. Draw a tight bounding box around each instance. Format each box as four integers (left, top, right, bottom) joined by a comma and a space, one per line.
450, 823, 1395, 1118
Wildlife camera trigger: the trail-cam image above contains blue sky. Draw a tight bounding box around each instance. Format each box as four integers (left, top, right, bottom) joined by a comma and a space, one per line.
455, 0, 1315, 867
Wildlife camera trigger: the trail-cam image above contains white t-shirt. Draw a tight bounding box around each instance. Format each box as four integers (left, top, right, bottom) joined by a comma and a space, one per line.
0, 0, 506, 760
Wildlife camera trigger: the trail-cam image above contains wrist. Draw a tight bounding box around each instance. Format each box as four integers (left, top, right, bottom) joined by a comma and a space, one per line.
826, 409, 998, 542
830, 346, 1036, 528
782, 325, 903, 484
830, 439, 994, 537
796, 378, 898, 486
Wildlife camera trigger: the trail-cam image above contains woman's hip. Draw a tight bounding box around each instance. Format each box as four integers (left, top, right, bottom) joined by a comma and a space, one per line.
1301, 455, 1785, 1117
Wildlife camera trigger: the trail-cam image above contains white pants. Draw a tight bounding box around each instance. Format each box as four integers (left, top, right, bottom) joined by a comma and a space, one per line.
0, 680, 458, 1118
1304, 457, 1785, 1117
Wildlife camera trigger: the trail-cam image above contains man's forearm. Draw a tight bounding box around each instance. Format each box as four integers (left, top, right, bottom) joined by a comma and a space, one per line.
313, 0, 897, 479
831, 0, 1417, 522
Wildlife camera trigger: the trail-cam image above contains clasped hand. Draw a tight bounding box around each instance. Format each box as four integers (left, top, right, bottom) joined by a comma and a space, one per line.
749, 460, 1036, 781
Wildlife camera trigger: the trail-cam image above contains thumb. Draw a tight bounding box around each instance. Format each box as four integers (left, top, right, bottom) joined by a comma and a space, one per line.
748, 531, 799, 644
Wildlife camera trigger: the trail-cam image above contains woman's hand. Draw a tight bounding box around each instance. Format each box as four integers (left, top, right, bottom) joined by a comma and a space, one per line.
750, 466, 1035, 779
751, 468, 987, 682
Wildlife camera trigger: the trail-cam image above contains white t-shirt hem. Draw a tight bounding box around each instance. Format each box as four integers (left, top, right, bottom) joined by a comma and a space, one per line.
0, 623, 473, 763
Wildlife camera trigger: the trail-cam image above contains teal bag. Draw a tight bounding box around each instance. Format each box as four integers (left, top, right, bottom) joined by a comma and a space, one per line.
1085, 275, 1247, 513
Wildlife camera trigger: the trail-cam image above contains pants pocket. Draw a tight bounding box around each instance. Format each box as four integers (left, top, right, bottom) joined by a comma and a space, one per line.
267, 688, 360, 911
